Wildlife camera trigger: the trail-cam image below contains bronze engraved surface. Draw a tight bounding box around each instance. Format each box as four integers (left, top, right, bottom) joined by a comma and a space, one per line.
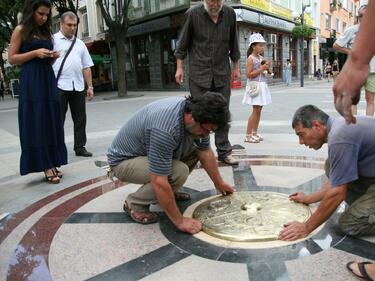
192, 191, 312, 242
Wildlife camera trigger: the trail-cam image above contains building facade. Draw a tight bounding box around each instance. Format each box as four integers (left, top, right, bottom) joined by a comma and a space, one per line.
319, 0, 359, 69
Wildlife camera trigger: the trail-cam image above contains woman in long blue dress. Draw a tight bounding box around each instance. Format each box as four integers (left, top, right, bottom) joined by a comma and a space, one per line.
8, 0, 67, 183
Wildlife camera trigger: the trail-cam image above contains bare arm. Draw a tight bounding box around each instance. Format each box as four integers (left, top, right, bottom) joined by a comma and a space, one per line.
333, 43, 350, 55
196, 149, 235, 195
8, 25, 51, 65
280, 184, 347, 241
175, 58, 184, 84
333, 0, 375, 123
151, 174, 202, 234
289, 180, 330, 204
83, 67, 94, 100
246, 56, 264, 78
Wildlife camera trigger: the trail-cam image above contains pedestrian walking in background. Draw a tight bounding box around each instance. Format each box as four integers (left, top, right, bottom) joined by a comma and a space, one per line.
325, 62, 332, 82
332, 59, 340, 78
284, 59, 292, 86
0, 79, 4, 100
243, 33, 272, 143
8, 0, 67, 183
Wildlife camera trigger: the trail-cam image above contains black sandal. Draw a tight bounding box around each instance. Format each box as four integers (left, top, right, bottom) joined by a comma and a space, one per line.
346, 261, 374, 281
53, 168, 63, 178
44, 169, 60, 184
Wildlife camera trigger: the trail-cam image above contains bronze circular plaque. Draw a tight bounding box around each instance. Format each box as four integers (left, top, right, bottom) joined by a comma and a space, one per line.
192, 191, 312, 242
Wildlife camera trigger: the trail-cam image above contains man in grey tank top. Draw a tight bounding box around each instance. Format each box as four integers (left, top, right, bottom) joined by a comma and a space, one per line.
107, 92, 235, 234
279, 105, 375, 241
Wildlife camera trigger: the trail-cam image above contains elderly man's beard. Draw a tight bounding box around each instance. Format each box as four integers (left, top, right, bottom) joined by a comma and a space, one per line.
204, 1, 223, 16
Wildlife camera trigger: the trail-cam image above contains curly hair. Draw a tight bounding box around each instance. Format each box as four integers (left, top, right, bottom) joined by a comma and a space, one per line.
20, 0, 52, 41
185, 92, 231, 130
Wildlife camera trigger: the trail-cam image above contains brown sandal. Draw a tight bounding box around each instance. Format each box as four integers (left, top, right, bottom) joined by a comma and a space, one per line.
123, 201, 158, 224
44, 169, 60, 184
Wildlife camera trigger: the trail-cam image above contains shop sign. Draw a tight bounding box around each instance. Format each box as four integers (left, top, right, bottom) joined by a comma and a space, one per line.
259, 14, 295, 32
242, 0, 292, 20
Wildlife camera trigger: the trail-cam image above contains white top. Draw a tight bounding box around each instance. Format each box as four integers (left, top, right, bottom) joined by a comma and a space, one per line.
52, 31, 94, 91
335, 24, 375, 73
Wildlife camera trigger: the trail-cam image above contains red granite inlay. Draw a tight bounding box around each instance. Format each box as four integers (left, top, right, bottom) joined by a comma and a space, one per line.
6, 179, 124, 281
0, 175, 108, 245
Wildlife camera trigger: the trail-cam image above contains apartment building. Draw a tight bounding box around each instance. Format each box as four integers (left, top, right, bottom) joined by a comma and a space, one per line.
319, 0, 359, 67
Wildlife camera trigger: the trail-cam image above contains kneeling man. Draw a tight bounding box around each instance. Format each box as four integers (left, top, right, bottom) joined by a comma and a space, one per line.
107, 92, 235, 234
279, 105, 375, 241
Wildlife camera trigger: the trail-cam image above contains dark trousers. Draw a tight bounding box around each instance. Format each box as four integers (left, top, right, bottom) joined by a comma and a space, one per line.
58, 89, 87, 151
189, 79, 232, 159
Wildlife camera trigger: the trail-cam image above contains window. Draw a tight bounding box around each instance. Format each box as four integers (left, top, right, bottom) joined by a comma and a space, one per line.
342, 22, 347, 32
81, 8, 89, 38
336, 18, 340, 33
325, 14, 332, 30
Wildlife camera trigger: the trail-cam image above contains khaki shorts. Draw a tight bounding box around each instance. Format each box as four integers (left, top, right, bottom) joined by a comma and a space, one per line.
365, 73, 375, 93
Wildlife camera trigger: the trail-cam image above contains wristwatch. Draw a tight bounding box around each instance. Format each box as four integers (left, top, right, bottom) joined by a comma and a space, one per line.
88, 86, 94, 90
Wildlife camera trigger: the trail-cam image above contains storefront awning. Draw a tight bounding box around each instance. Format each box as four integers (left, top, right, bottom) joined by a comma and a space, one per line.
91, 54, 111, 64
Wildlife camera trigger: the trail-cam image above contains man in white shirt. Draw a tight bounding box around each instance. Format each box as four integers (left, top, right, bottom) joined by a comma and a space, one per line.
333, 5, 375, 117
53, 11, 94, 157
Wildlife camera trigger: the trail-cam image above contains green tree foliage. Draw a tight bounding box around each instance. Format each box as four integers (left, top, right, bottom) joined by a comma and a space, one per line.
0, 0, 23, 85
291, 24, 314, 39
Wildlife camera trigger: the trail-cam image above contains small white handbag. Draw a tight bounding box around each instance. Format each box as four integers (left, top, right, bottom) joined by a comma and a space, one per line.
245, 75, 262, 98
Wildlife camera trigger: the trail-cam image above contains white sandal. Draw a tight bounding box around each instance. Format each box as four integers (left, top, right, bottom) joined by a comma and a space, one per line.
251, 132, 263, 142
244, 134, 260, 143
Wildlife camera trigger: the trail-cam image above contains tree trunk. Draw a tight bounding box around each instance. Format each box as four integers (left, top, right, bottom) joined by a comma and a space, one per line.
114, 34, 128, 97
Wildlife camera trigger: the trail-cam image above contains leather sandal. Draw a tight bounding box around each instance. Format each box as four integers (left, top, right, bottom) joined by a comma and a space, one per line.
123, 201, 158, 224
53, 168, 63, 178
44, 169, 60, 184
346, 262, 374, 281
244, 134, 260, 143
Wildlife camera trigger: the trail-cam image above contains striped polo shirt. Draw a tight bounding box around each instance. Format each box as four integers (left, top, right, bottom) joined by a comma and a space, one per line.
107, 97, 210, 176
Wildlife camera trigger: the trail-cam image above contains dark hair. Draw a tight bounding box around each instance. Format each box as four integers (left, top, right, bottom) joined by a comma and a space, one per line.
292, 105, 329, 129
185, 92, 230, 130
20, 0, 52, 41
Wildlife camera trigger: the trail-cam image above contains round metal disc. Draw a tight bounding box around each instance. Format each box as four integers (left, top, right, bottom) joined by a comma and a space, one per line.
192, 191, 312, 242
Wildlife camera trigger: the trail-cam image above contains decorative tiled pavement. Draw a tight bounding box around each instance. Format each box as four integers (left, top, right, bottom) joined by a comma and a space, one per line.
0, 155, 374, 281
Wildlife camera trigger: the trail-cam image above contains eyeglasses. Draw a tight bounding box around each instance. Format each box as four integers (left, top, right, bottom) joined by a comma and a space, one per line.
199, 123, 218, 134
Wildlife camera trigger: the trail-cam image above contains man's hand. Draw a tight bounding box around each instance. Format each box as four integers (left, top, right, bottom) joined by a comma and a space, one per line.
232, 67, 241, 81
333, 55, 369, 124
175, 67, 184, 85
289, 192, 308, 204
279, 221, 310, 241
215, 181, 236, 195
175, 217, 202, 234
86, 88, 94, 101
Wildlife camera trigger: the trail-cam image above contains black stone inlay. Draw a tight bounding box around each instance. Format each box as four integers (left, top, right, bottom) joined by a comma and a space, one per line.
64, 212, 135, 224
233, 165, 258, 190
247, 261, 288, 281
334, 236, 375, 260
87, 244, 190, 281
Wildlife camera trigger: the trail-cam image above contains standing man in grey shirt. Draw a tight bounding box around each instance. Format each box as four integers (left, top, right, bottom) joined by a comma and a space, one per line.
174, 0, 241, 165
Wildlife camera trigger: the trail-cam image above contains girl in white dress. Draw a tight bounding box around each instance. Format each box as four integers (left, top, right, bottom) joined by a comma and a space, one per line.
243, 33, 272, 143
